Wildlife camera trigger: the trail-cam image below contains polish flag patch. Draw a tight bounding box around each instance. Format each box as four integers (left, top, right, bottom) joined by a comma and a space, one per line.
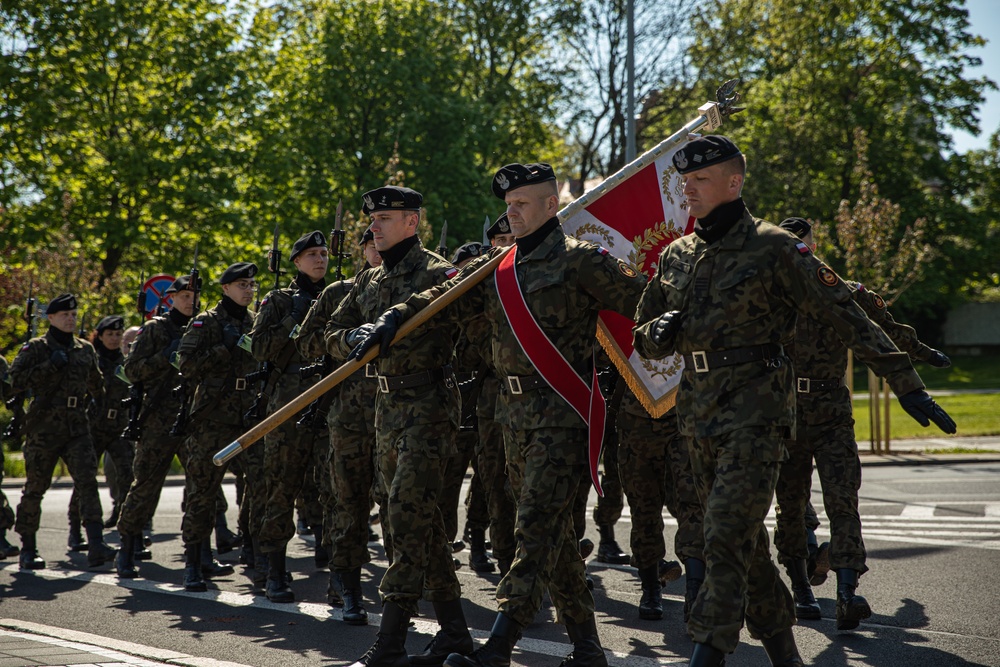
597, 247, 610, 256
445, 268, 458, 279
192, 320, 204, 328
795, 242, 811, 255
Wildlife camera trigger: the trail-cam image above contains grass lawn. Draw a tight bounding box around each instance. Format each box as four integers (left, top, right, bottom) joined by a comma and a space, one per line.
853, 392, 1000, 441
852, 354, 1000, 392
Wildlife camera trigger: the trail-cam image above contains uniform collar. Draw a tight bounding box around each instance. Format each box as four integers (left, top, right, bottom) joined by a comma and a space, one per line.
378, 235, 419, 271
380, 237, 425, 277
516, 218, 564, 261
46, 327, 76, 348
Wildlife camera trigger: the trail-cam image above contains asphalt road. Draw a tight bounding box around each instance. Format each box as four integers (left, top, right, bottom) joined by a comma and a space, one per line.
1, 461, 999, 666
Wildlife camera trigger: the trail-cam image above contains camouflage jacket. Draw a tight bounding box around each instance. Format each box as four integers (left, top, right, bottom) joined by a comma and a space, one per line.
124, 312, 187, 421
9, 329, 104, 439
177, 300, 257, 427
395, 223, 647, 431
0, 355, 9, 403
326, 241, 460, 431
633, 208, 924, 440
90, 346, 129, 436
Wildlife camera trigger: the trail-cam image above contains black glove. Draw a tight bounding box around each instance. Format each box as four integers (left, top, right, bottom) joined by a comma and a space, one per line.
898, 389, 957, 434
347, 309, 405, 361
650, 310, 683, 346
346, 323, 376, 347
290, 292, 313, 323
926, 349, 951, 369
50, 348, 69, 369
221, 324, 241, 350
162, 338, 180, 359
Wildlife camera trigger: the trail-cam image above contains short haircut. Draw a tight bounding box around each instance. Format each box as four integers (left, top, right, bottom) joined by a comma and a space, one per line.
719, 153, 747, 178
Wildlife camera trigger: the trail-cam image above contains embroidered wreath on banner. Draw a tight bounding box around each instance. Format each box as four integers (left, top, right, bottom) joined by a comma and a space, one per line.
572, 222, 615, 249
661, 165, 688, 207
639, 352, 683, 381
628, 220, 683, 272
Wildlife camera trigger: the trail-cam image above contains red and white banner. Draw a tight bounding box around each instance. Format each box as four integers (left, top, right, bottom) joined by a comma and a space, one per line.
561, 144, 694, 418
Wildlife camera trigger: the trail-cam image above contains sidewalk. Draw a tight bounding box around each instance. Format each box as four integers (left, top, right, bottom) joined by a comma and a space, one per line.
857, 434, 1000, 466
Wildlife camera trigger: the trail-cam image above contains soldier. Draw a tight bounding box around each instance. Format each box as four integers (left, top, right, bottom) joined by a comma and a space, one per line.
0, 355, 20, 558
251, 230, 332, 602
486, 213, 516, 249
325, 185, 473, 667
632, 135, 957, 667
121, 325, 141, 357
772, 217, 953, 629
354, 164, 648, 667
177, 262, 260, 592
10, 293, 116, 570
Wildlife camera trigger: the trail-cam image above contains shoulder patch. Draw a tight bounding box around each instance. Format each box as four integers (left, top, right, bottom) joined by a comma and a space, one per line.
445, 268, 459, 279
597, 247, 610, 256
21, 343, 29, 351
816, 265, 839, 287
260, 297, 269, 307
872, 293, 886, 309
192, 320, 204, 328
618, 261, 638, 278
795, 242, 811, 255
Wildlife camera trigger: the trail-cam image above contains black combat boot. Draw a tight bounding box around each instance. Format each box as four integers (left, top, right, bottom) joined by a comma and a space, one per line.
239, 536, 254, 566
200, 540, 235, 578
443, 613, 522, 667
67, 517, 88, 552
658, 558, 683, 585
115, 533, 138, 578
785, 559, 821, 620
637, 564, 663, 620
559, 616, 608, 667
339, 568, 368, 624
327, 570, 345, 608
315, 540, 330, 570
760, 628, 805, 667
595, 525, 629, 565
811, 540, 831, 587
18, 533, 46, 570
252, 541, 269, 590
468, 528, 495, 573
496, 558, 512, 578
133, 533, 152, 561
835, 568, 871, 630
184, 543, 207, 592
684, 558, 706, 623
0, 529, 20, 557
85, 521, 116, 568
688, 642, 726, 667
348, 600, 410, 667
215, 511, 242, 554
266, 547, 294, 603
410, 598, 474, 666
103, 504, 121, 529
578, 538, 594, 560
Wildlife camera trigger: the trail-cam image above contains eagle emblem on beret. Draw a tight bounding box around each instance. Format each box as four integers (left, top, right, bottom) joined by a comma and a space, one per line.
675, 150, 688, 170
363, 194, 374, 210
496, 173, 510, 190
499, 219, 510, 233
313, 232, 322, 244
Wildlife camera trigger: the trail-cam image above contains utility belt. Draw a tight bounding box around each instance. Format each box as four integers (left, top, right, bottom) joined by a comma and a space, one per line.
683, 343, 783, 374
503, 374, 549, 395
376, 365, 455, 394
796, 377, 843, 394
204, 376, 251, 392
455, 371, 477, 384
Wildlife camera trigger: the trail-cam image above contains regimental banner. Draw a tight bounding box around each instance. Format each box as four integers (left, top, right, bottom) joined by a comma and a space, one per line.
561, 143, 694, 418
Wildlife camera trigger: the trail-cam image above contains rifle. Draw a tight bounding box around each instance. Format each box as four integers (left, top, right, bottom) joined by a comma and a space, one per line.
3, 280, 38, 445
244, 225, 283, 427
121, 275, 148, 442
437, 220, 448, 257
169, 244, 199, 437
331, 199, 346, 281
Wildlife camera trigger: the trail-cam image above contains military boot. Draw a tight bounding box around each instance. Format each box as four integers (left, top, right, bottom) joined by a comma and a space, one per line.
200, 540, 235, 578
688, 642, 726, 667
0, 529, 20, 557
683, 558, 706, 623
760, 628, 804, 667
637, 564, 663, 620
115, 533, 138, 579
252, 541, 269, 591
410, 599, 474, 666
811, 541, 831, 587
183, 543, 207, 592
266, 547, 295, 603
339, 568, 369, 624
327, 570, 345, 608
443, 613, 522, 667
658, 558, 683, 585
85, 521, 116, 568
785, 559, 821, 620
496, 558, 512, 578
348, 600, 410, 667
595, 525, 629, 565
835, 568, 872, 630
558, 616, 608, 667
468, 528, 495, 573
18, 534, 46, 570
578, 538, 594, 560
239, 536, 254, 566
103, 504, 121, 529
134, 534, 152, 561
315, 539, 330, 570
67, 517, 88, 552
215, 511, 242, 554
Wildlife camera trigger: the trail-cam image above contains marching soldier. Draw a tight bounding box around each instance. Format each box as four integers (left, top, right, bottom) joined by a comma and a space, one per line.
632, 135, 957, 667
0, 356, 20, 558
10, 293, 116, 570
326, 185, 473, 667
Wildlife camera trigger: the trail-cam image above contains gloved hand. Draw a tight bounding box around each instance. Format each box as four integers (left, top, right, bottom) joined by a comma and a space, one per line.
898, 389, 957, 434
926, 349, 951, 368
346, 323, 376, 348
650, 310, 683, 346
162, 338, 180, 359
347, 309, 405, 361
221, 324, 242, 350
290, 292, 313, 323
50, 348, 70, 369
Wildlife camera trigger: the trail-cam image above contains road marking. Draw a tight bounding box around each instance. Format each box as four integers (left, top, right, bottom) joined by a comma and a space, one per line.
898, 504, 937, 518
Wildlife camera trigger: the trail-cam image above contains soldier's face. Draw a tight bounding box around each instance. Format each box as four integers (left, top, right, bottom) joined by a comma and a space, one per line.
682, 164, 743, 219
370, 210, 418, 251
99, 329, 123, 351
121, 329, 139, 356
505, 183, 558, 237
222, 280, 256, 307
491, 233, 516, 248
363, 241, 382, 268
294, 247, 329, 281
171, 289, 195, 317
48, 309, 76, 333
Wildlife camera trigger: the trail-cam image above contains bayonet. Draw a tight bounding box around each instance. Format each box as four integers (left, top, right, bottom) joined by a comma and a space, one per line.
438, 220, 448, 257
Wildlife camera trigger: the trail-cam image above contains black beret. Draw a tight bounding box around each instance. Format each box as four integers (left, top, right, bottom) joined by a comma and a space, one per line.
291, 230, 327, 261
47, 293, 77, 314
672, 135, 743, 174
778, 217, 813, 239
361, 186, 423, 215
218, 262, 259, 285
165, 275, 201, 294
491, 163, 556, 199
486, 212, 511, 239
451, 242, 484, 266
96, 315, 125, 332
358, 226, 375, 246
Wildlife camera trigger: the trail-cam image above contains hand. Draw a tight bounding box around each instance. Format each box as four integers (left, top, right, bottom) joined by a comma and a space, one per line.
290, 292, 313, 322
650, 310, 683, 346
346, 323, 375, 347
347, 309, 404, 361
162, 338, 180, 359
898, 389, 957, 434
221, 324, 241, 350
926, 349, 951, 368
50, 349, 69, 369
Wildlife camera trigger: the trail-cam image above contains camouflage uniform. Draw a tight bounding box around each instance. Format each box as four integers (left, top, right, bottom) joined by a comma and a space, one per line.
633, 205, 926, 653
326, 240, 462, 613
10, 329, 105, 536
0, 357, 16, 533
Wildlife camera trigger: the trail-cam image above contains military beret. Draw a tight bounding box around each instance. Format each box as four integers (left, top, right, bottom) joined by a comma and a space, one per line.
361, 186, 423, 215
451, 242, 484, 266
778, 217, 812, 239
358, 226, 375, 246
165, 275, 201, 294
96, 315, 125, 333
47, 293, 77, 314
491, 163, 556, 199
486, 212, 511, 240
672, 135, 743, 174
218, 262, 258, 285
291, 230, 327, 261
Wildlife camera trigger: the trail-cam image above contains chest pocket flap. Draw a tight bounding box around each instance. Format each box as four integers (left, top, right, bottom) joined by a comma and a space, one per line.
523, 268, 569, 329
716, 265, 759, 290
660, 260, 693, 291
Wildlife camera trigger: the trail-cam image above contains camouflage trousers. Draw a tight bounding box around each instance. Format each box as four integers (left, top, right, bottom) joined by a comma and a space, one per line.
473, 415, 515, 565
69, 430, 134, 525
686, 426, 795, 653
16, 432, 102, 536
618, 409, 704, 567
1, 448, 14, 530
328, 421, 377, 572
572, 437, 624, 538
464, 460, 489, 532
497, 426, 594, 627
117, 417, 184, 536
775, 419, 866, 573
440, 429, 475, 542
377, 422, 462, 614
295, 462, 325, 531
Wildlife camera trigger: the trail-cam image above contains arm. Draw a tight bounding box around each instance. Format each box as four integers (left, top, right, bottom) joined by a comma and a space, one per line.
8, 340, 57, 394
297, 282, 348, 359
177, 314, 229, 380
853, 286, 941, 364
577, 246, 648, 320
249, 290, 295, 363
324, 282, 366, 361
633, 248, 685, 360
86, 345, 105, 402
124, 321, 174, 384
